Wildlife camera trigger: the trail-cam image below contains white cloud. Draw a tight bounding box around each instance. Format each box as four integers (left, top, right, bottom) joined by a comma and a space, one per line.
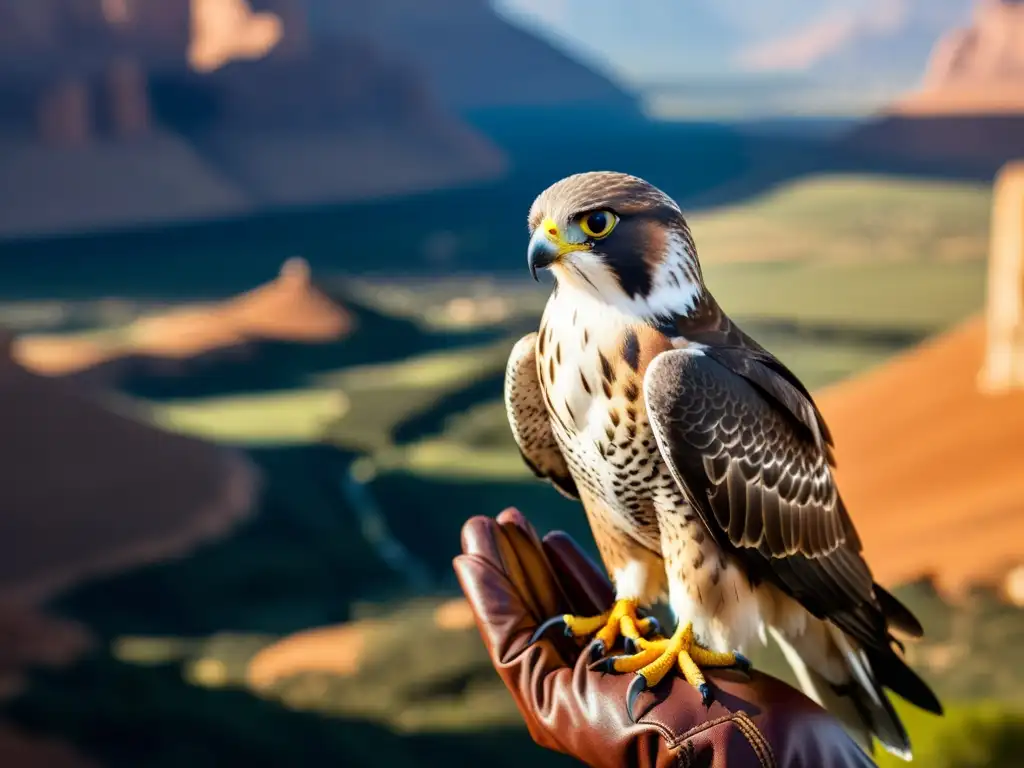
736, 0, 910, 72
737, 11, 858, 71
491, 0, 572, 29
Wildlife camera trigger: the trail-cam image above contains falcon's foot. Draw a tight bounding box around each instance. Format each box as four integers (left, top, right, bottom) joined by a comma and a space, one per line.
595, 622, 751, 721
529, 598, 660, 662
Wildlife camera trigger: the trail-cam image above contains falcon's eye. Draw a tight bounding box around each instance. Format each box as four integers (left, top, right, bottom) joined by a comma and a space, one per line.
578, 210, 617, 239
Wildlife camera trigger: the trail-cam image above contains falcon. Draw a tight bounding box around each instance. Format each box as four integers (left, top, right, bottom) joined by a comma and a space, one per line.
504, 171, 942, 760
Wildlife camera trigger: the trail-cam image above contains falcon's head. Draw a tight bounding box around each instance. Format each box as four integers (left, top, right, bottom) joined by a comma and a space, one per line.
526, 171, 706, 319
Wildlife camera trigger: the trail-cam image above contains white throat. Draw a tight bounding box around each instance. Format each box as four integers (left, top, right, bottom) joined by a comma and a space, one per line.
553, 229, 702, 322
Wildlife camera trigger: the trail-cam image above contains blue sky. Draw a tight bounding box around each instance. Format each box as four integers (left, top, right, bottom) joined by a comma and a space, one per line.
491, 0, 973, 86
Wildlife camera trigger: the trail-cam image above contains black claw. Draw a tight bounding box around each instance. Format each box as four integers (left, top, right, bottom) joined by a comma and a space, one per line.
638, 615, 661, 637
588, 639, 607, 664
592, 655, 625, 674
626, 674, 648, 723
732, 653, 752, 675
529, 615, 568, 645
623, 636, 638, 655
698, 683, 714, 707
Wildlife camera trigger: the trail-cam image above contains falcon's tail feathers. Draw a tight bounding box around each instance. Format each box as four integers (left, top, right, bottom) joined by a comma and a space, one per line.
863, 641, 943, 716
874, 584, 924, 639
826, 625, 914, 761
770, 625, 927, 761
769, 627, 876, 757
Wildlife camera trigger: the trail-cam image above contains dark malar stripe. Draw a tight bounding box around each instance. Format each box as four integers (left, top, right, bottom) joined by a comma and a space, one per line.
605, 252, 654, 299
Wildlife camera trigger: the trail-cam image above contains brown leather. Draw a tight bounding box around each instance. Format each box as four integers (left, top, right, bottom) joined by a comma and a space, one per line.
453, 508, 878, 768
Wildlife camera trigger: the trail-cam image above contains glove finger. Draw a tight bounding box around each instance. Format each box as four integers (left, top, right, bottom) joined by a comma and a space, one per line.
495, 508, 571, 622
454, 551, 532, 665
455, 512, 573, 665
452, 551, 556, 747
494, 506, 541, 541
459, 513, 504, 564
453, 546, 576, 750
541, 531, 614, 617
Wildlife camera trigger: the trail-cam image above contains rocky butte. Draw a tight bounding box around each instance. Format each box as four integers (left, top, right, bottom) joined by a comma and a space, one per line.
897, 0, 1024, 115
841, 0, 1024, 175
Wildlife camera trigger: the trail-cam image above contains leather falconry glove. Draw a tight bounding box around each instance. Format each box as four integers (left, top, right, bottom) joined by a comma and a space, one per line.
453, 508, 879, 768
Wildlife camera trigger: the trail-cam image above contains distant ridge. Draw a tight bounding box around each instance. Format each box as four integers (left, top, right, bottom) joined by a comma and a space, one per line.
838, 114, 1024, 176
0, 0, 513, 240
306, 0, 639, 115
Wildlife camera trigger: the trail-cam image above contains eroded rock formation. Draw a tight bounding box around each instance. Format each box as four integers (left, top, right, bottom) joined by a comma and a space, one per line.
0, 0, 507, 238
979, 161, 1024, 393
898, 0, 1024, 114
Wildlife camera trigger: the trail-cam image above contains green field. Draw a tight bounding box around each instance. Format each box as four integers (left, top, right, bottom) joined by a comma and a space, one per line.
705, 259, 986, 331
689, 174, 992, 265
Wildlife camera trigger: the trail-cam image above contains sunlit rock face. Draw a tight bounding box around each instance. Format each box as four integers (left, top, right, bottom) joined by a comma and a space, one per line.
188, 0, 284, 74
898, 0, 1024, 115
978, 162, 1024, 394
0, 0, 509, 238
838, 1, 1024, 176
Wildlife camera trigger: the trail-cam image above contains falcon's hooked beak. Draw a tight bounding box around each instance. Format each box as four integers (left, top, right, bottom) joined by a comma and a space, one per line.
528, 217, 590, 281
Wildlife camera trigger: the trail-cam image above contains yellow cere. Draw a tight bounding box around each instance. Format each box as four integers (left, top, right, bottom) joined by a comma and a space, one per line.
539, 216, 590, 256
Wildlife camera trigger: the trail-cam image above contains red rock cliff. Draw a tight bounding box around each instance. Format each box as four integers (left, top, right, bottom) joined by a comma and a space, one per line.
898, 0, 1024, 115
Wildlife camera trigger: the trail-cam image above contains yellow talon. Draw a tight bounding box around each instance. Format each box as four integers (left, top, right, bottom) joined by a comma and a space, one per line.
530, 598, 650, 655
690, 645, 746, 669
599, 622, 753, 720
621, 615, 661, 642
603, 645, 663, 673
592, 598, 639, 650
563, 612, 612, 637
676, 644, 706, 690
529, 599, 674, 679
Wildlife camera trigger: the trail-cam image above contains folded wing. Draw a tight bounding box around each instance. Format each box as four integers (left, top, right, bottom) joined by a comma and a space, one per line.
643, 345, 919, 654
505, 333, 579, 500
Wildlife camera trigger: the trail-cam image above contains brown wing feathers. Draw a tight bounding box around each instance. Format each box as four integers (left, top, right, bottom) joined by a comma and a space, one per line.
644, 349, 867, 602
644, 346, 941, 714
661, 296, 835, 456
